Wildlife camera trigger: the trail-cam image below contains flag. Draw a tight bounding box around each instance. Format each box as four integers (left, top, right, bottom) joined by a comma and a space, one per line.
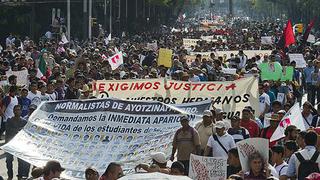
302, 19, 315, 44
107, 52, 123, 70
36, 68, 43, 78
61, 33, 69, 44
38, 54, 47, 75
182, 13, 186, 19
278, 20, 295, 49
107, 33, 111, 41
270, 103, 306, 142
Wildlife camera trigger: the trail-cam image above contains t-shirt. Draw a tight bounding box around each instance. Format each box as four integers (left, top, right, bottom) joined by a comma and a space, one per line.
27, 91, 41, 106
173, 127, 200, 161
40, 93, 50, 102
18, 97, 31, 118
274, 162, 288, 177
259, 93, 270, 114
207, 133, 236, 158
195, 122, 215, 150
227, 127, 250, 143
240, 119, 260, 137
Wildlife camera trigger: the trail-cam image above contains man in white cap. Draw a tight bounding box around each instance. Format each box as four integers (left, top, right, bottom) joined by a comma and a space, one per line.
195, 110, 215, 155
204, 121, 236, 158
135, 152, 170, 174
171, 115, 200, 175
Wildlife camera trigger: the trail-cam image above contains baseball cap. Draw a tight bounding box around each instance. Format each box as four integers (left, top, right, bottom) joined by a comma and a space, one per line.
215, 109, 223, 114
215, 121, 225, 129
203, 110, 212, 117
277, 110, 286, 114
150, 152, 167, 164
45, 160, 65, 172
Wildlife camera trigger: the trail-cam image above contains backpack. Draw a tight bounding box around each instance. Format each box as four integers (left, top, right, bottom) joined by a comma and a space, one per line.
296, 151, 320, 180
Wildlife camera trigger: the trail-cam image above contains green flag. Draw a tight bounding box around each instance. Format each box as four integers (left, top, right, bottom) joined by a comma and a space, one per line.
39, 53, 47, 75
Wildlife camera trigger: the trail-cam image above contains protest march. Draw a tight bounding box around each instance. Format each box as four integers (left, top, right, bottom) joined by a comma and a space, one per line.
1, 0, 320, 180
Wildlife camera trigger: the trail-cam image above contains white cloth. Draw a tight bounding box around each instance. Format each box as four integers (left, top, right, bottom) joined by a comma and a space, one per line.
3, 96, 18, 122
259, 93, 270, 114
207, 132, 236, 158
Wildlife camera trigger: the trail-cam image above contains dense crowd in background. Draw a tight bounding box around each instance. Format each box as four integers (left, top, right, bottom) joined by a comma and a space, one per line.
0, 12, 320, 180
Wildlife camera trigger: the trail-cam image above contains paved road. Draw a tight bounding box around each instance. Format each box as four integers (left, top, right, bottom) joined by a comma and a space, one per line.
0, 94, 314, 179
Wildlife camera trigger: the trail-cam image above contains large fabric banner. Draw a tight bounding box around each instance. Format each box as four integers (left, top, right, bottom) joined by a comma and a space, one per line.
93, 77, 259, 118
189, 154, 227, 180
5, 69, 29, 85
1, 98, 211, 179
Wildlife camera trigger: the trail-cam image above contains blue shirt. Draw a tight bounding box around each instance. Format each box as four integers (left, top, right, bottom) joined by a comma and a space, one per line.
18, 97, 31, 117
304, 66, 315, 83
267, 90, 276, 103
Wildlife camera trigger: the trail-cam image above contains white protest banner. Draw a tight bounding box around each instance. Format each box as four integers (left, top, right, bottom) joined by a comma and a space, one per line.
189, 154, 227, 180
93, 77, 259, 119
261, 36, 273, 45
289, 54, 306, 68
270, 103, 306, 142
120, 172, 192, 180
222, 68, 237, 75
147, 42, 158, 51
183, 38, 201, 47
1, 98, 211, 180
5, 69, 29, 86
236, 138, 269, 172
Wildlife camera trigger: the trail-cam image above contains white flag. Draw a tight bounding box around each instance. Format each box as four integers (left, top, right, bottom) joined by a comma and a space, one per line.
270, 103, 306, 142
107, 33, 112, 41
307, 34, 316, 43
107, 52, 123, 70
104, 38, 109, 45
182, 13, 186, 19
36, 68, 43, 78
61, 34, 69, 44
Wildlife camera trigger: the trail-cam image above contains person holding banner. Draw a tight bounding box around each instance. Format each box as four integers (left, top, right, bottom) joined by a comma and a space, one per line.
171, 115, 201, 175
135, 152, 170, 174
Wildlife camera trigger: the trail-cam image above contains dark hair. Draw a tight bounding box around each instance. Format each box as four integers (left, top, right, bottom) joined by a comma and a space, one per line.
14, 104, 21, 110
171, 161, 185, 174
284, 125, 297, 136
272, 101, 282, 107
228, 148, 239, 158
305, 131, 318, 146
8, 75, 17, 83
228, 174, 244, 180
271, 145, 284, 156
85, 167, 99, 179
298, 131, 307, 139
284, 140, 299, 152
102, 162, 121, 176
9, 85, 18, 93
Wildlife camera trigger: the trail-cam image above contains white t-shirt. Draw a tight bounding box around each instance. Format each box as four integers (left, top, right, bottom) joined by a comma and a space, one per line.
27, 91, 42, 106
303, 113, 314, 129
259, 93, 270, 114
40, 93, 50, 102
207, 133, 236, 158
274, 162, 288, 177
47, 92, 57, 101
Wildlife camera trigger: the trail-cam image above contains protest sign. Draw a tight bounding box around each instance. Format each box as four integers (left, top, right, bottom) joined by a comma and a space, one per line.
236, 138, 269, 172
261, 36, 273, 45
5, 69, 29, 86
222, 68, 237, 75
147, 42, 158, 51
259, 62, 283, 81
307, 34, 316, 43
280, 66, 294, 81
1, 98, 211, 180
289, 54, 306, 68
183, 38, 201, 47
189, 154, 227, 180
108, 52, 123, 70
158, 48, 173, 67
93, 77, 259, 119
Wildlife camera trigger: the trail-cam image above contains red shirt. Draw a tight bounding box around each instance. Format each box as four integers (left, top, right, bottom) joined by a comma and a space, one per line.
260, 127, 277, 147
240, 119, 259, 137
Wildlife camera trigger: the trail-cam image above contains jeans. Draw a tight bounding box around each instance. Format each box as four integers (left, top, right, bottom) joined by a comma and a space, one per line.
6, 153, 30, 178
306, 83, 316, 105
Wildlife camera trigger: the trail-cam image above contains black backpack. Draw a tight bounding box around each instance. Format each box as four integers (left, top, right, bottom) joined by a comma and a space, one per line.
296, 151, 320, 180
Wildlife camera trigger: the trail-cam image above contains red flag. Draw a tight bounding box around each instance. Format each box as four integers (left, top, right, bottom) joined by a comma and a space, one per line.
302, 18, 315, 43
284, 20, 295, 47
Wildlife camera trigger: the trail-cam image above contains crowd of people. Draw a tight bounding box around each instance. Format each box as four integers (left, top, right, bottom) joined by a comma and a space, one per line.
0, 10, 320, 180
